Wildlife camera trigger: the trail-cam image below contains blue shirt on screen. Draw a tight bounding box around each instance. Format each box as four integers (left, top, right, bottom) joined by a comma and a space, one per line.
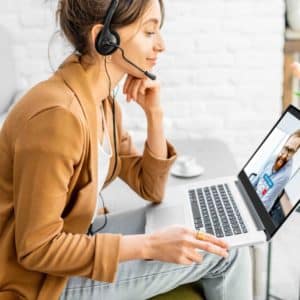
250, 156, 293, 212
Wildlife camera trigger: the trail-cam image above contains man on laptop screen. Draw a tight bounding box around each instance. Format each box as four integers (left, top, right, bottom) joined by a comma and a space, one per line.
245, 121, 300, 229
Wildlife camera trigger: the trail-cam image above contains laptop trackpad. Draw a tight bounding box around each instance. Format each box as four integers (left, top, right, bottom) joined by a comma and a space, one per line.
146, 205, 186, 232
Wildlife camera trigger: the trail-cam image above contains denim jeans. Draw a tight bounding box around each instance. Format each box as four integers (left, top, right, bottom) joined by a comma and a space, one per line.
60, 206, 253, 300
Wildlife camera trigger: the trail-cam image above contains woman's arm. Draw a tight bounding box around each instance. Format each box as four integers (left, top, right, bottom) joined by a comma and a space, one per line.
119, 235, 147, 261
145, 108, 167, 159
117, 75, 176, 202
123, 74, 168, 159
119, 226, 229, 264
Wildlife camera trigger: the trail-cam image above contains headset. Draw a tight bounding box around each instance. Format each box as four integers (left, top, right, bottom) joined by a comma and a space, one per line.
95, 0, 157, 80
89, 0, 156, 235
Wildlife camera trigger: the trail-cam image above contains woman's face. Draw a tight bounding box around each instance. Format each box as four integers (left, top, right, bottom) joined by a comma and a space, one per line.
112, 0, 165, 79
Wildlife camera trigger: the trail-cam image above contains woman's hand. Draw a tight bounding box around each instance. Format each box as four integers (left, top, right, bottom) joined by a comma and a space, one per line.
143, 225, 229, 265
123, 74, 162, 114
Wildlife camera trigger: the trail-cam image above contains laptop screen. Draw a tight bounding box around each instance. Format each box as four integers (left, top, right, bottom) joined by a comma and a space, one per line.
243, 106, 300, 232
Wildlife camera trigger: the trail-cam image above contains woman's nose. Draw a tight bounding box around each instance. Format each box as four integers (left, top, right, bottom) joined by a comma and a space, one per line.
154, 33, 166, 53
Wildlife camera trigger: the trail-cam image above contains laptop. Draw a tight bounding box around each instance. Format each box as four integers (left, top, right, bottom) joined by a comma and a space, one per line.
145, 105, 300, 248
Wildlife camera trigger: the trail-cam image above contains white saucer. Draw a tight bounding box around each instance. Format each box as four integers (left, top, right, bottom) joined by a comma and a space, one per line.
170, 164, 204, 178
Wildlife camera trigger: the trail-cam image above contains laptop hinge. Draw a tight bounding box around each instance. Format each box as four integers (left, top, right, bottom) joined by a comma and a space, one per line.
235, 179, 266, 233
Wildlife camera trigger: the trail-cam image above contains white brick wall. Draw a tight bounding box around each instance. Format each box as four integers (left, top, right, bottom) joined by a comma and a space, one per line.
0, 0, 285, 168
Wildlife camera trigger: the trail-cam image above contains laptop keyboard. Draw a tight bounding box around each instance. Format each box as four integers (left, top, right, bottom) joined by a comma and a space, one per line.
189, 184, 248, 238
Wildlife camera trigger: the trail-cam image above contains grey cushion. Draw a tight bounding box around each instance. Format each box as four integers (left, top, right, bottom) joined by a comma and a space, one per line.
0, 26, 17, 114
0, 112, 7, 128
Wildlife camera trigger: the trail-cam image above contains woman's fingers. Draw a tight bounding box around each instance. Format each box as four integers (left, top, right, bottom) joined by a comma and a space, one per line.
123, 74, 160, 105
197, 240, 229, 258
123, 75, 133, 95
128, 79, 139, 101
199, 231, 229, 249
132, 80, 143, 100
183, 230, 229, 258
123, 76, 158, 99
178, 257, 194, 265
185, 237, 228, 258
125, 78, 137, 102
191, 229, 229, 249
124, 78, 145, 102
124, 77, 139, 101
123, 75, 137, 101
186, 248, 204, 264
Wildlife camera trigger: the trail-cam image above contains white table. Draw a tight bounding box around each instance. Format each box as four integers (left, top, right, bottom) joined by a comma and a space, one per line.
102, 137, 238, 212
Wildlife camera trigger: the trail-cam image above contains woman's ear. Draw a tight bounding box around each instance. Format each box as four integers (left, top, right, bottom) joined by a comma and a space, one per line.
90, 24, 104, 50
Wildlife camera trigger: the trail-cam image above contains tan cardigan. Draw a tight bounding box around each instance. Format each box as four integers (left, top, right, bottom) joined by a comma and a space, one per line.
0, 54, 177, 300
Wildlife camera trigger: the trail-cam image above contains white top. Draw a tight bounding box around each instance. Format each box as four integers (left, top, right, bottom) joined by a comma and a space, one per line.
91, 106, 112, 224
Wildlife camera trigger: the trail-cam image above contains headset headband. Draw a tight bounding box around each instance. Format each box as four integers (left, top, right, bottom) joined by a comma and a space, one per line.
102, 0, 119, 44
95, 0, 120, 55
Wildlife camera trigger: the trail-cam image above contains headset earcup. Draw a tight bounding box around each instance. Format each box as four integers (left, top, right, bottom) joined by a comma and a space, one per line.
95, 30, 120, 56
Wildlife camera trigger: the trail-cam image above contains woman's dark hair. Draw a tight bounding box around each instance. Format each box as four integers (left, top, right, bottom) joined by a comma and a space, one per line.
56, 0, 165, 56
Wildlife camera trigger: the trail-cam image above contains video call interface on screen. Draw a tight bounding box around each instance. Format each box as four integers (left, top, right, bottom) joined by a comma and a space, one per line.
244, 111, 300, 227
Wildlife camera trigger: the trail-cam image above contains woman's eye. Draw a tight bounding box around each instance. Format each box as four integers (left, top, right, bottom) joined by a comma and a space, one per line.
145, 32, 156, 36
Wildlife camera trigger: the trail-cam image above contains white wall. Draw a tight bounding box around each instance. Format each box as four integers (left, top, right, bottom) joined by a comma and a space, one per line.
0, 0, 286, 168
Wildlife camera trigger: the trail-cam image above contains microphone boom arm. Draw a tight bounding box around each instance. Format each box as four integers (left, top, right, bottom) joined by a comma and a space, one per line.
107, 42, 157, 80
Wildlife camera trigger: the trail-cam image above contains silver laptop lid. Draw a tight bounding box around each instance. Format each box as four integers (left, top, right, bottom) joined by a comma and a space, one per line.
238, 105, 300, 240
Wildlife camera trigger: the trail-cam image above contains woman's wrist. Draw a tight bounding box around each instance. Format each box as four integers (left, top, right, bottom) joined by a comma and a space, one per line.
141, 233, 153, 260
145, 108, 164, 132
145, 106, 167, 159
145, 106, 164, 120
119, 234, 152, 262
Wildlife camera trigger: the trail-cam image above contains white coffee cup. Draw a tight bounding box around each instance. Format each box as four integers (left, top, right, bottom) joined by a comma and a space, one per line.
176, 155, 196, 173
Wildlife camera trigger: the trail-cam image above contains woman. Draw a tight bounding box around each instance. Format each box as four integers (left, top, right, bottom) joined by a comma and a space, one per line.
0, 0, 252, 299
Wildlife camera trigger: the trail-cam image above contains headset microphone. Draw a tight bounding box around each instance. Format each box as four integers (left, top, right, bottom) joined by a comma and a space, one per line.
106, 42, 156, 81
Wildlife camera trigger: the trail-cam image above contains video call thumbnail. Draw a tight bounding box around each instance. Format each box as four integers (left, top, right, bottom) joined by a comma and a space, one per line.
244, 112, 300, 228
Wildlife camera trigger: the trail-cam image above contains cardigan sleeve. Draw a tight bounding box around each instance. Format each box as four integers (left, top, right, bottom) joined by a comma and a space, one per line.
14, 107, 120, 282
117, 110, 177, 203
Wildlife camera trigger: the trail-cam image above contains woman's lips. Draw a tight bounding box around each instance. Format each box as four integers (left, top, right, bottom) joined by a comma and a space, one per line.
147, 58, 157, 65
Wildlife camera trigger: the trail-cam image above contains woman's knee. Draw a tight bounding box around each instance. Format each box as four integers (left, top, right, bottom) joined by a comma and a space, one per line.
201, 247, 247, 278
